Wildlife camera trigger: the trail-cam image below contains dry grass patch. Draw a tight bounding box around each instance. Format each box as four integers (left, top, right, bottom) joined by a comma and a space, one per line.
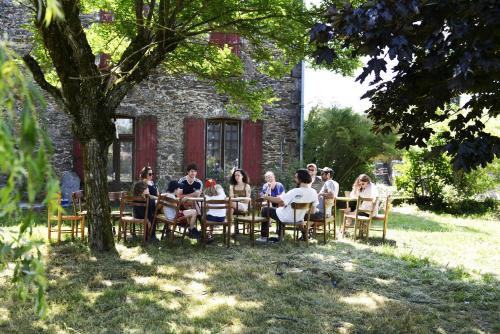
0, 205, 499, 333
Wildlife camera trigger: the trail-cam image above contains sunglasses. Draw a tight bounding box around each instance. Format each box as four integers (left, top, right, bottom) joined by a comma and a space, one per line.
148, 173, 153, 176
308, 168, 316, 172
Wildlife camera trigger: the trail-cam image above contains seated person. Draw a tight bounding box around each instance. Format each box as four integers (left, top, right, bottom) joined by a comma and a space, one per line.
307, 163, 324, 193
163, 180, 200, 240
259, 171, 285, 207
132, 181, 158, 242
308, 167, 339, 220
229, 168, 251, 213
344, 174, 378, 228
140, 166, 159, 201
178, 163, 203, 211
259, 169, 318, 242
204, 179, 227, 222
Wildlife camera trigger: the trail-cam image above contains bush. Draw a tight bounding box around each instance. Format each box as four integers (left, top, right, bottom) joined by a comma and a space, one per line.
396, 130, 499, 215
413, 196, 498, 216
304, 106, 400, 192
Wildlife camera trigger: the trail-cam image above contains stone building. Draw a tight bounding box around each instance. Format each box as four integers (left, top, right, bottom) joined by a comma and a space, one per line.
1, 2, 303, 191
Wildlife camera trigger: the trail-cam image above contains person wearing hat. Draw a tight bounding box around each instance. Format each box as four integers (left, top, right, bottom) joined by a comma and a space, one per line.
163, 180, 200, 240
309, 167, 339, 220
203, 179, 227, 222
307, 163, 324, 193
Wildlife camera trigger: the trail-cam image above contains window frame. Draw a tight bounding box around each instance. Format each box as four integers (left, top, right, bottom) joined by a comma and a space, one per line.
205, 118, 241, 179
108, 116, 135, 188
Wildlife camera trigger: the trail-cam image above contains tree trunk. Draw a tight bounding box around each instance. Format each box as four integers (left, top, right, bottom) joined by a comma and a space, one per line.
83, 138, 115, 251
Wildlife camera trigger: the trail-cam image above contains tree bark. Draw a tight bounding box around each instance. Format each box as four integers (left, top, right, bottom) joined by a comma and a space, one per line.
83, 138, 115, 251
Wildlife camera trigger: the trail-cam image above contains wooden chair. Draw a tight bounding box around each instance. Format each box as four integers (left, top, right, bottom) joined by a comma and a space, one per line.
201, 197, 232, 247
309, 196, 336, 244
279, 202, 315, 245
232, 197, 251, 235
118, 195, 150, 244
370, 195, 392, 241
71, 190, 87, 240
342, 196, 377, 240
153, 195, 189, 241
109, 191, 130, 235
48, 192, 85, 243
233, 198, 269, 246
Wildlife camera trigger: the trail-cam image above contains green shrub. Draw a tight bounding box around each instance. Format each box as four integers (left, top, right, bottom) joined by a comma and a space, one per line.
396, 129, 499, 215
304, 106, 400, 191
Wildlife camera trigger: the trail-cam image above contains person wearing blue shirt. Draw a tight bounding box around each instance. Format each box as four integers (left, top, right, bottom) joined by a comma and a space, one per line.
259, 171, 285, 198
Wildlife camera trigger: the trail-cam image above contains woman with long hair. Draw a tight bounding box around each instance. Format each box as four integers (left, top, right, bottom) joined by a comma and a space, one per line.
229, 168, 251, 213
139, 166, 159, 201
347, 174, 379, 216
138, 166, 159, 241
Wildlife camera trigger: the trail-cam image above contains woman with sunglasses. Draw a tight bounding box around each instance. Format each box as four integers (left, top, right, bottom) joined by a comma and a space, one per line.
140, 166, 159, 201
139, 166, 159, 242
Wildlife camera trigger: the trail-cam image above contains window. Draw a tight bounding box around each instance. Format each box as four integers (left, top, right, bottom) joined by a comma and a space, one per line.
206, 120, 241, 180
107, 118, 134, 186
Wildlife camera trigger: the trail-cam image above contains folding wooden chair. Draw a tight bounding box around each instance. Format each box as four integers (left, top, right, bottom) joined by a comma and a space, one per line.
109, 191, 130, 236
118, 195, 150, 244
233, 198, 269, 246
279, 202, 315, 245
71, 190, 87, 240
309, 196, 336, 244
202, 197, 232, 247
153, 195, 189, 241
232, 197, 251, 235
48, 192, 85, 243
370, 195, 392, 241
342, 196, 377, 240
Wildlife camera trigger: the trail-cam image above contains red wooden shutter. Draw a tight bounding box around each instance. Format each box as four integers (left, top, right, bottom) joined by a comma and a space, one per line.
209, 32, 240, 56
99, 54, 110, 69
242, 120, 263, 185
73, 138, 84, 181
225, 33, 241, 56
135, 116, 157, 178
184, 118, 206, 180
99, 10, 114, 22
209, 32, 226, 46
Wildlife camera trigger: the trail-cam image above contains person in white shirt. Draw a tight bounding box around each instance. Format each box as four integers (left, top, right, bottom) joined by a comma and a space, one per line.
163, 180, 200, 239
259, 169, 318, 242
345, 174, 379, 227
204, 179, 227, 222
308, 167, 339, 219
203, 179, 227, 242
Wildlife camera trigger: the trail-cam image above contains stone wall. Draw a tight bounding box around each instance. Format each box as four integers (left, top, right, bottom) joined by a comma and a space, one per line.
0, 1, 302, 184
119, 69, 301, 182
1, 0, 74, 176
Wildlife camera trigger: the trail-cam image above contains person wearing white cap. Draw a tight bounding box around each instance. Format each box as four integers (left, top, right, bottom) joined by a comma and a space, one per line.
308, 167, 339, 220
306, 163, 324, 193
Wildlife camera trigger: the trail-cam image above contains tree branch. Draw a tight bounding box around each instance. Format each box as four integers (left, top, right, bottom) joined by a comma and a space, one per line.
22, 54, 67, 109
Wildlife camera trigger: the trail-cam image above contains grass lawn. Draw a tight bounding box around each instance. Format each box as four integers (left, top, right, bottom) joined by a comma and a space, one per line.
0, 205, 499, 333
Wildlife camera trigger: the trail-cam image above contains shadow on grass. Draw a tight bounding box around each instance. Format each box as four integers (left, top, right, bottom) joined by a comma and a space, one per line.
1, 232, 499, 334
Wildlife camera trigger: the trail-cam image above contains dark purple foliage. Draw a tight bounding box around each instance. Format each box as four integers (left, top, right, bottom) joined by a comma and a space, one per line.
310, 0, 500, 171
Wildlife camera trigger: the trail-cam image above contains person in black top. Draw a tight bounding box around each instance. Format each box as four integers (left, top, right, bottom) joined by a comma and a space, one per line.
134, 166, 159, 242
132, 181, 154, 220
140, 166, 159, 200
178, 163, 203, 212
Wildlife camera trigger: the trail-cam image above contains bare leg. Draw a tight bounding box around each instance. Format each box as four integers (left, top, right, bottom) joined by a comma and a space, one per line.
183, 209, 197, 229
